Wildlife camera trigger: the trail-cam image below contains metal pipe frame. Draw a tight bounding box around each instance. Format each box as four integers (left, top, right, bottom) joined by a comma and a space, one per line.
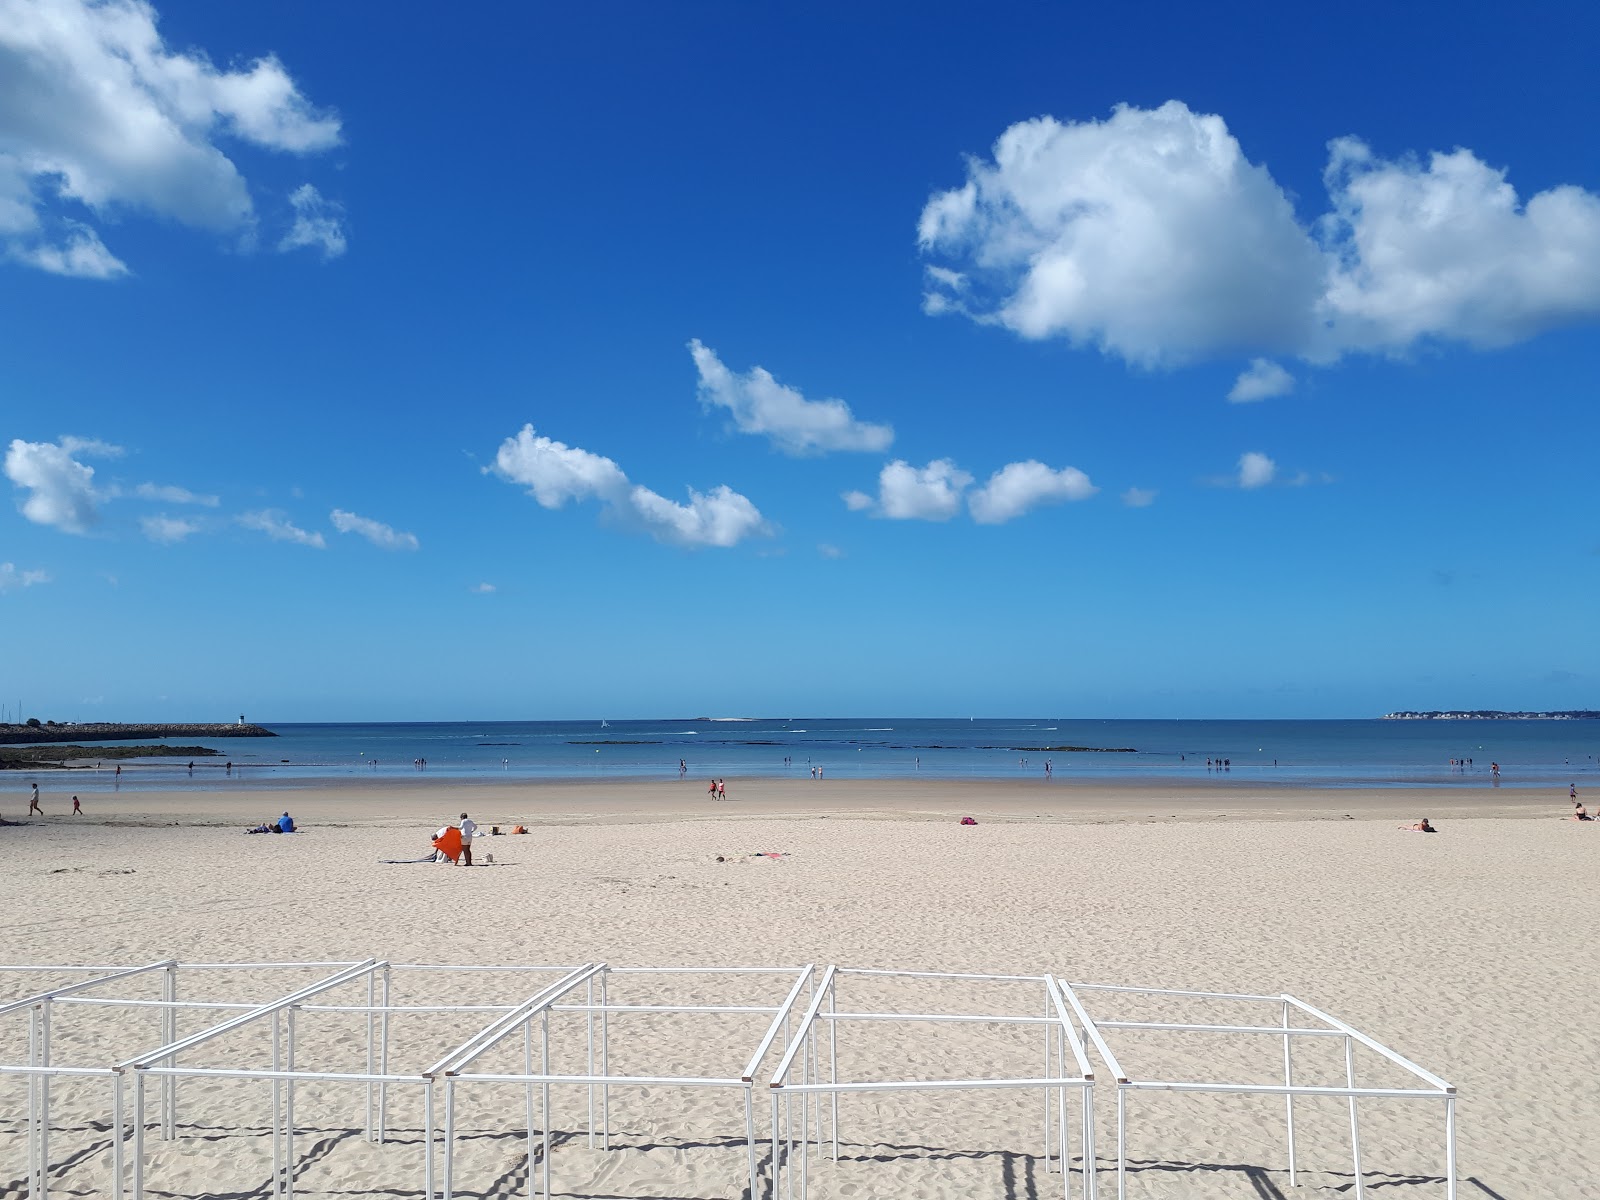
1058, 979, 1456, 1200
768, 968, 1095, 1200
0, 962, 1458, 1200
0, 960, 177, 1197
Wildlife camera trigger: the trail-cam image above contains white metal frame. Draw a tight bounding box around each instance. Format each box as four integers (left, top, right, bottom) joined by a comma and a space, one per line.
0, 964, 1458, 1200
1059, 980, 1457, 1200
0, 960, 818, 1200
765, 967, 1099, 1200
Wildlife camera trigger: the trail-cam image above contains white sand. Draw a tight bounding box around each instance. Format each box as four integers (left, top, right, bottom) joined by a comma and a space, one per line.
1, 778, 1593, 1197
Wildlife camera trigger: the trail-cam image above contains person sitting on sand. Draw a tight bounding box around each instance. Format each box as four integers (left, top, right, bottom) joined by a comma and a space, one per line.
1400, 818, 1436, 833
277, 812, 296, 833
1572, 800, 1591, 821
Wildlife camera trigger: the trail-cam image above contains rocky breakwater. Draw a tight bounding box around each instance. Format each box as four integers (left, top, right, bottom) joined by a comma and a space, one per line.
0, 722, 278, 744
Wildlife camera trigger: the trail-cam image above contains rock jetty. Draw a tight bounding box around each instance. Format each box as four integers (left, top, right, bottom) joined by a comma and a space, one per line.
0, 722, 277, 745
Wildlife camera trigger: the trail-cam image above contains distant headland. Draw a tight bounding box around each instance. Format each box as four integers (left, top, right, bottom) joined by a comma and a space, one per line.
1382, 710, 1599, 720
0, 721, 277, 744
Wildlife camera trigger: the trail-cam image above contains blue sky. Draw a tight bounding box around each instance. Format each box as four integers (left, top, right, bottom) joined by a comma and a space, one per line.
2, 0, 1597, 721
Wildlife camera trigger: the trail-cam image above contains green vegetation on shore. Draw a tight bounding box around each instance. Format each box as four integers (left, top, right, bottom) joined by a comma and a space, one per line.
0, 745, 221, 769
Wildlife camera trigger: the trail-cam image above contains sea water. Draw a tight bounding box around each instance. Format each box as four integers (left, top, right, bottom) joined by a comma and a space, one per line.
22, 717, 1600, 792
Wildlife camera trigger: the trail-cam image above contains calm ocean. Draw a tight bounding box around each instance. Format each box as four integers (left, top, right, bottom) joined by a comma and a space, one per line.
28, 718, 1600, 792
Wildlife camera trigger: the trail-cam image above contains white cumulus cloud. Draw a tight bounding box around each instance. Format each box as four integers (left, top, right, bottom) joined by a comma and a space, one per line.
849, 459, 974, 522
968, 460, 1097, 524
278, 184, 346, 259
140, 514, 199, 543
490, 427, 628, 509
626, 483, 768, 549
1237, 452, 1277, 489
489, 424, 770, 549
0, 0, 341, 275
689, 340, 893, 455
1228, 358, 1295, 403
330, 508, 419, 551
3, 435, 121, 533
238, 509, 325, 548
920, 100, 1600, 367
1319, 138, 1600, 353
0, 562, 50, 592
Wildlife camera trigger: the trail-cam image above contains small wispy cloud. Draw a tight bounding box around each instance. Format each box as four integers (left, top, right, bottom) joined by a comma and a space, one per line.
331, 508, 419, 551
0, 563, 51, 593
140, 515, 201, 544
135, 483, 219, 507
470, 582, 496, 594
238, 509, 326, 548
1121, 487, 1157, 508
278, 184, 347, 260
690, 340, 893, 455
817, 543, 845, 559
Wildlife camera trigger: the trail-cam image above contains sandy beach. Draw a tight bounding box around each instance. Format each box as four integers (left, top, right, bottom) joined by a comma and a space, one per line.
2, 778, 1593, 1198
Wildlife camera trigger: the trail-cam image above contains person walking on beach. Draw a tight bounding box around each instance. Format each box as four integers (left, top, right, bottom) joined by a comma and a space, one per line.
716, 779, 726, 800
28, 784, 42, 816
458, 812, 478, 866
708, 779, 718, 798
72, 795, 82, 815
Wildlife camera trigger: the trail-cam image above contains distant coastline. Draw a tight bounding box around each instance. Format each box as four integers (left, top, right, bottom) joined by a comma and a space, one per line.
1382, 710, 1599, 720
0, 722, 277, 744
